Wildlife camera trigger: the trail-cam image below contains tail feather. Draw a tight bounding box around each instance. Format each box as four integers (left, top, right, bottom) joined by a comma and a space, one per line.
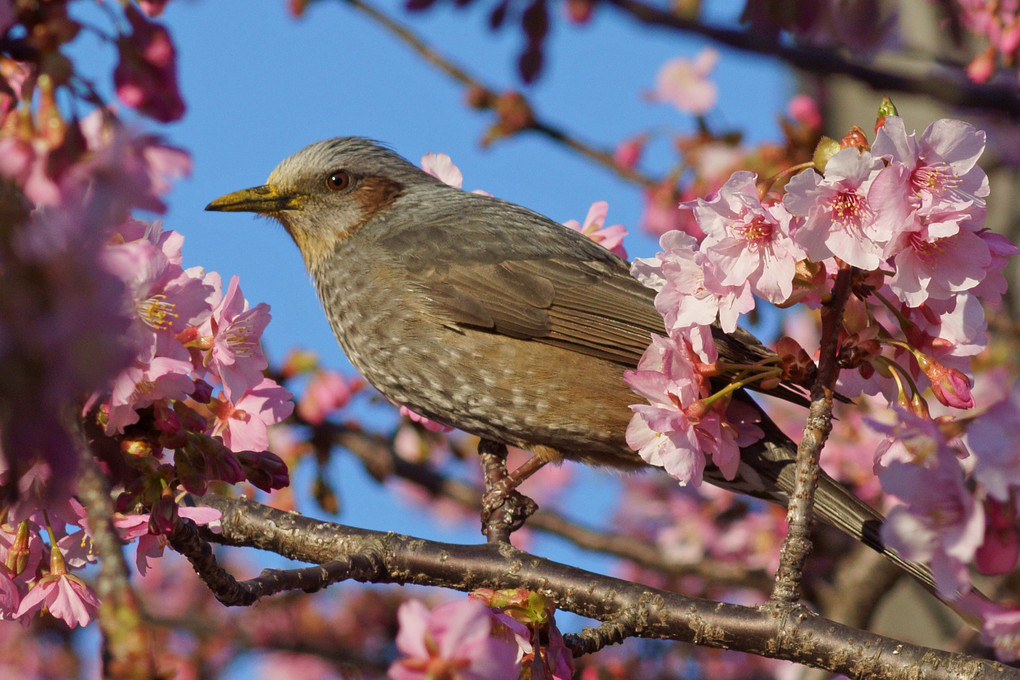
707, 395, 986, 627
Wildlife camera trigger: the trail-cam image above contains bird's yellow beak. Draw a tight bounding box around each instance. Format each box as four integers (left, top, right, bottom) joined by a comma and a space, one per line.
205, 185, 304, 214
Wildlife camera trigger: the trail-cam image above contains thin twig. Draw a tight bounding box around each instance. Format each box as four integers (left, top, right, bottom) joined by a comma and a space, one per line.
169, 517, 381, 606
337, 0, 660, 187
770, 265, 853, 604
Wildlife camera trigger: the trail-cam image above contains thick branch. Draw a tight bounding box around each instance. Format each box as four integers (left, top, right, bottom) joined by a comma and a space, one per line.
604, 0, 1020, 118
771, 266, 853, 603
188, 494, 1016, 680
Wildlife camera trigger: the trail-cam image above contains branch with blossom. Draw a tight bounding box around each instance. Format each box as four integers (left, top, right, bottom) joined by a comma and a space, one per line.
181, 492, 1017, 680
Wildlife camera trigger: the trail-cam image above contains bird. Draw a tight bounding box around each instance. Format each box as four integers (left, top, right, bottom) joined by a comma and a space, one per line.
205, 136, 932, 591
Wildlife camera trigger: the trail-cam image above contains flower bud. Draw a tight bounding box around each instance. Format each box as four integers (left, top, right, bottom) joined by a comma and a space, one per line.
839, 125, 871, 152
875, 96, 898, 132
915, 354, 974, 409
812, 136, 841, 172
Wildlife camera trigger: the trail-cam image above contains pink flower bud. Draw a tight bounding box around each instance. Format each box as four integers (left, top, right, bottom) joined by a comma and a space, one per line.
915, 354, 974, 409
613, 135, 646, 170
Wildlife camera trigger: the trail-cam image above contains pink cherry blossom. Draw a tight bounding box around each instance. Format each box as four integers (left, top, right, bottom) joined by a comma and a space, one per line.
16, 571, 100, 629
297, 369, 359, 425
400, 405, 454, 433
0, 567, 19, 618
654, 49, 719, 115
632, 230, 754, 335
975, 499, 1019, 576
102, 238, 214, 361
967, 380, 1020, 501
872, 116, 989, 212
563, 200, 628, 258
138, 0, 172, 17
209, 377, 294, 453
421, 152, 464, 189
77, 110, 192, 217
389, 598, 522, 680
200, 275, 272, 402
787, 94, 821, 130
886, 208, 990, 307
114, 5, 185, 122
116, 506, 221, 575
0, 137, 61, 205
624, 334, 739, 485
784, 149, 912, 270
971, 600, 1020, 661
901, 293, 988, 361
878, 449, 984, 597
970, 230, 1020, 306
613, 135, 646, 169
106, 356, 196, 433
693, 171, 804, 304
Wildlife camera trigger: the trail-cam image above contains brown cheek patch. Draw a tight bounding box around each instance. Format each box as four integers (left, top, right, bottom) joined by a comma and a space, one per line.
354, 176, 404, 224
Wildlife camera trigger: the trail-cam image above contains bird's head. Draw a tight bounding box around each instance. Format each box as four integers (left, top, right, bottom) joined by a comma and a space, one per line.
206, 137, 443, 270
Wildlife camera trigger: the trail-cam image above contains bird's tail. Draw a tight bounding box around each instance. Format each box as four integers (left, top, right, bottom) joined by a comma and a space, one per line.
707, 397, 985, 628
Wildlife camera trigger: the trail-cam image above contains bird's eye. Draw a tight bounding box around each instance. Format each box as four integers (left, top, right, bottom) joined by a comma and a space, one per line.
326, 170, 351, 191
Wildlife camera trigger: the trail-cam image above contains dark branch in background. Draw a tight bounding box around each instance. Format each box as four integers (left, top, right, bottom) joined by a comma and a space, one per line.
604, 0, 1020, 118
818, 545, 907, 630
180, 494, 1018, 680
77, 425, 162, 680
771, 265, 853, 604
146, 609, 391, 677
321, 421, 775, 590
336, 0, 660, 188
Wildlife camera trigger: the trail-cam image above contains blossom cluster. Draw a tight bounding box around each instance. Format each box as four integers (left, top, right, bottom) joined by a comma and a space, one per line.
0, 0, 293, 630
626, 108, 1020, 654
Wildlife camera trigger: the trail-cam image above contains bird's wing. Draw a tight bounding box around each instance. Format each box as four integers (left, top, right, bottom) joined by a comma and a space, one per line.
376, 192, 802, 397
418, 254, 665, 366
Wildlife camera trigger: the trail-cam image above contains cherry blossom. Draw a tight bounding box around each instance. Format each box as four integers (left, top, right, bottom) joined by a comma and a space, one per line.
209, 377, 295, 453
199, 275, 272, 403
624, 334, 739, 486
653, 49, 719, 115
563, 200, 628, 258
693, 170, 804, 304
389, 598, 522, 680
872, 116, 989, 212
967, 380, 1020, 501
784, 148, 912, 270
114, 6, 185, 122
880, 459, 983, 596
632, 230, 754, 335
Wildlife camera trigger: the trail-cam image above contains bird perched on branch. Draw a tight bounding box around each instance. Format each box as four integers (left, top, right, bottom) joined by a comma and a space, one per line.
206, 137, 929, 589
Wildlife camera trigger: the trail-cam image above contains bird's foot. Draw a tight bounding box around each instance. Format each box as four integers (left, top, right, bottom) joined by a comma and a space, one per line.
478, 439, 541, 543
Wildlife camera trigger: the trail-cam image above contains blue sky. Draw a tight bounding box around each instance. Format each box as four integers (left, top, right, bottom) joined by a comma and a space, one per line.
76, 0, 793, 551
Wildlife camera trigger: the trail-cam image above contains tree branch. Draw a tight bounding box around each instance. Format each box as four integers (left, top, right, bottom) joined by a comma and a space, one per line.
335, 0, 660, 187
325, 422, 773, 589
771, 265, 853, 604
187, 494, 1017, 680
604, 0, 1020, 118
